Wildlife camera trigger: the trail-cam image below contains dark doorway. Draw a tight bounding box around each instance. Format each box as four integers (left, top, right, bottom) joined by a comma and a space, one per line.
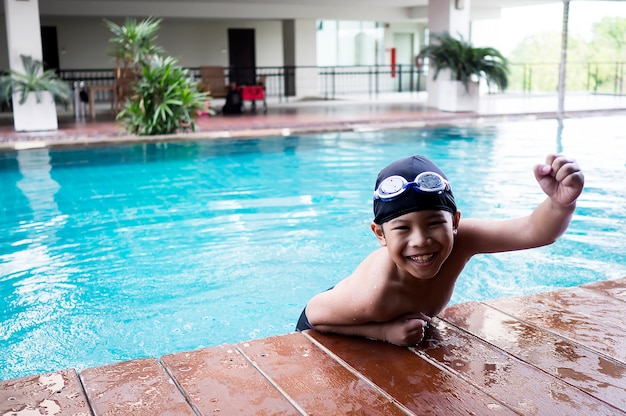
228, 28, 256, 86
41, 26, 60, 72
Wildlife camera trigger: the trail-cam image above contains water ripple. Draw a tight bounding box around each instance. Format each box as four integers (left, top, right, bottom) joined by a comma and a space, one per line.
1, 115, 625, 380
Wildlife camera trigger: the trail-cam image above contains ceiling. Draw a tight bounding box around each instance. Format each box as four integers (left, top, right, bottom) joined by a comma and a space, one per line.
57, 0, 555, 6
31, 0, 564, 21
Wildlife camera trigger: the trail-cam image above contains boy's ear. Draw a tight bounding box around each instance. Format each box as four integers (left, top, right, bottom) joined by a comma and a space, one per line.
371, 222, 387, 246
453, 211, 461, 229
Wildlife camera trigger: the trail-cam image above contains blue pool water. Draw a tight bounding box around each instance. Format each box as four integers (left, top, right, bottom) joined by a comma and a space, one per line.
1, 115, 625, 380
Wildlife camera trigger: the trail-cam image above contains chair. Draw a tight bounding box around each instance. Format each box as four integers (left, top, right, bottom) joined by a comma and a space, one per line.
198, 66, 230, 98
114, 67, 137, 113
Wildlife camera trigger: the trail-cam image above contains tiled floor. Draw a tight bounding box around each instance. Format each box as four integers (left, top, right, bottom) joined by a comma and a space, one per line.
1, 92, 626, 150
2, 277, 625, 415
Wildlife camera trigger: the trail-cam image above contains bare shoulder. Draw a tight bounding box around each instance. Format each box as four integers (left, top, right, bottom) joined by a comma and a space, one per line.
308, 248, 399, 324
338, 248, 396, 299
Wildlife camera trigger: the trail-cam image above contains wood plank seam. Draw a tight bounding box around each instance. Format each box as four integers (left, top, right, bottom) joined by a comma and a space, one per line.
76, 369, 98, 416
408, 319, 535, 415
479, 299, 626, 369
440, 303, 626, 414
436, 312, 625, 411
158, 358, 203, 416
437, 310, 545, 362
234, 342, 308, 415
301, 330, 416, 416
580, 286, 626, 303
478, 300, 626, 368
402, 355, 520, 416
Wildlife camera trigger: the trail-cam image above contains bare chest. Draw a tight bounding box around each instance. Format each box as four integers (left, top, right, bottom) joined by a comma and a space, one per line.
384, 270, 460, 318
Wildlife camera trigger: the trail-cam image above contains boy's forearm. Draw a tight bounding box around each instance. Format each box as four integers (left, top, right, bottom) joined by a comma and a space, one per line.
313, 322, 386, 342
528, 197, 576, 245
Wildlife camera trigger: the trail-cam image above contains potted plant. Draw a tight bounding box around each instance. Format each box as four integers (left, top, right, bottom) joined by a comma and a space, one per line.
0, 54, 72, 131
104, 17, 209, 135
117, 55, 209, 135
418, 32, 509, 112
103, 17, 165, 113
103, 17, 163, 71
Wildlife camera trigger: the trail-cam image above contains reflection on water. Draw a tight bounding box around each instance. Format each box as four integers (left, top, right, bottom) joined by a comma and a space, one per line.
556, 117, 564, 153
8, 150, 74, 308
0, 115, 625, 380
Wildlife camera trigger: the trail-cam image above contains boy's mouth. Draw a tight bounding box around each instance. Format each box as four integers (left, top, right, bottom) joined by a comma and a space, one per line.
408, 253, 435, 263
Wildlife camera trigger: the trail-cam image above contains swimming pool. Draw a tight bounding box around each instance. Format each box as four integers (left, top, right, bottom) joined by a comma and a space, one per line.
1, 115, 625, 380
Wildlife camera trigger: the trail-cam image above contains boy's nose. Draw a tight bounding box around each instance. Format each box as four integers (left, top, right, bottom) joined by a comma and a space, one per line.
409, 229, 430, 246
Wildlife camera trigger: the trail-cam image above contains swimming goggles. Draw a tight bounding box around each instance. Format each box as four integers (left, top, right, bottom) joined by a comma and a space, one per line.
373, 171, 450, 201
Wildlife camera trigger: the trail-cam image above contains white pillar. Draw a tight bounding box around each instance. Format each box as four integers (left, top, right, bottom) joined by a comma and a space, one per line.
426, 0, 471, 108
282, 19, 319, 98
4, 0, 58, 131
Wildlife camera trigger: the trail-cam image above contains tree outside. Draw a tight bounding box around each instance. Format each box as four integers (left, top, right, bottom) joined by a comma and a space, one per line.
506, 16, 626, 94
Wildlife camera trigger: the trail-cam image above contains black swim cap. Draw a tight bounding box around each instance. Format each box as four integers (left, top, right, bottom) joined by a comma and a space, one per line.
373, 155, 457, 224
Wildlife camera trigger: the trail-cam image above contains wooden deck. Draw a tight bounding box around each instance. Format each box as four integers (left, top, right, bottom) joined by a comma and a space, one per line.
2, 277, 626, 415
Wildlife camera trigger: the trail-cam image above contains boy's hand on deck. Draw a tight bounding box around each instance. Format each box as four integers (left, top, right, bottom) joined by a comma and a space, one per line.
384, 313, 431, 347
534, 154, 584, 207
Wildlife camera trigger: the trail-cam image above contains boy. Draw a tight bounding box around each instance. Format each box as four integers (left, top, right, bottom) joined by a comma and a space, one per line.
296, 154, 584, 346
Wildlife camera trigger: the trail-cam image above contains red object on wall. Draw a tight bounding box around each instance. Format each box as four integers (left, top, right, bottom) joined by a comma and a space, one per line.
390, 47, 396, 78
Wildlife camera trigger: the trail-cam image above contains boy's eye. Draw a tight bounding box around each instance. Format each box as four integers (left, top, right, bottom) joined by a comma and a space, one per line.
428, 220, 446, 227
391, 225, 410, 231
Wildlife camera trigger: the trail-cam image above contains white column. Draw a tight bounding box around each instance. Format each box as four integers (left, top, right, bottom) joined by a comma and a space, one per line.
4, 0, 58, 131
426, 0, 471, 107
282, 19, 319, 98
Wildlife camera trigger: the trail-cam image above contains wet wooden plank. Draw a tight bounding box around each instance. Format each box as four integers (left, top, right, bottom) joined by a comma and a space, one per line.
161, 344, 299, 415
79, 358, 194, 416
486, 287, 626, 362
0, 369, 92, 416
237, 333, 407, 415
441, 302, 626, 412
581, 276, 626, 301
304, 330, 516, 415
418, 319, 622, 416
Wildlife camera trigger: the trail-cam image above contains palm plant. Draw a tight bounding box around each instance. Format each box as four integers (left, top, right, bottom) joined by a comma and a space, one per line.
0, 54, 72, 105
418, 32, 509, 92
105, 17, 208, 135
116, 55, 208, 135
103, 17, 164, 70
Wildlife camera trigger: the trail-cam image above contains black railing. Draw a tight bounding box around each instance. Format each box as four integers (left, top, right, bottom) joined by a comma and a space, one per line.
58, 61, 625, 105
58, 69, 114, 103
317, 65, 426, 99
509, 61, 625, 95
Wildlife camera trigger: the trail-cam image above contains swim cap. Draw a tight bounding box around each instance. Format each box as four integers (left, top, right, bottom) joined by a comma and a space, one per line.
373, 155, 456, 224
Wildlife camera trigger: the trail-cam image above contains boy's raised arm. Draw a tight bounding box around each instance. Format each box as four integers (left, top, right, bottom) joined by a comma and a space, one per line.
533, 153, 584, 209
459, 154, 584, 254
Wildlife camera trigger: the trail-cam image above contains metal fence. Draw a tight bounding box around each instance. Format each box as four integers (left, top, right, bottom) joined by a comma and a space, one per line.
58, 61, 625, 104
508, 61, 624, 95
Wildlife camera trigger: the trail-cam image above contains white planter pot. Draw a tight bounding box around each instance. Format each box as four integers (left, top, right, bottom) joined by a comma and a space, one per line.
437, 80, 479, 112
12, 91, 59, 132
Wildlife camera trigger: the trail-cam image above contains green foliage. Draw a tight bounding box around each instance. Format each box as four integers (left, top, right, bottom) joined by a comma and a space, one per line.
116, 55, 209, 136
507, 16, 626, 93
0, 55, 72, 105
106, 17, 210, 136
418, 32, 509, 91
591, 17, 626, 55
587, 17, 626, 93
104, 17, 164, 69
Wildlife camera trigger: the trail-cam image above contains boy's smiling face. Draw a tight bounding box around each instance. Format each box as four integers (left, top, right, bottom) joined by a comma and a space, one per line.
372, 209, 460, 280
